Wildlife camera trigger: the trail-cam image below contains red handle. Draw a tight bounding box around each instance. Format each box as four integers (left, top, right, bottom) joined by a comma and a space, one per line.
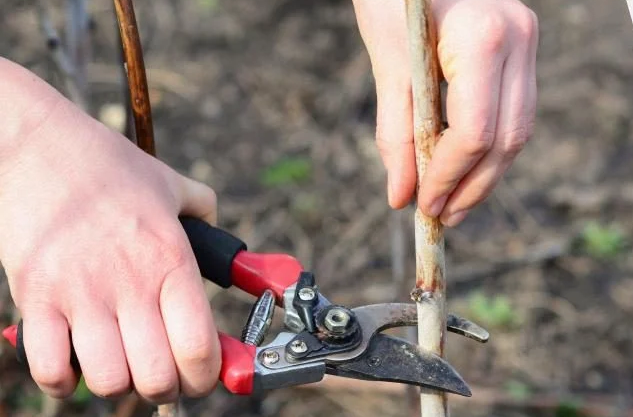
219, 333, 257, 395
2, 324, 17, 347
232, 251, 303, 303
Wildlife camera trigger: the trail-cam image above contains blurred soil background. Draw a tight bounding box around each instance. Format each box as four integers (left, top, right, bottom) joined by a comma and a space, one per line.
1, 0, 633, 416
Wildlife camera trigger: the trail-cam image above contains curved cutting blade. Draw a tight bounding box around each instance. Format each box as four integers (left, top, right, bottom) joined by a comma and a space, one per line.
325, 334, 471, 397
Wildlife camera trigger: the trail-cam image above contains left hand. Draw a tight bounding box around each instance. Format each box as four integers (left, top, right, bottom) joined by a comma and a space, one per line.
351, 0, 538, 226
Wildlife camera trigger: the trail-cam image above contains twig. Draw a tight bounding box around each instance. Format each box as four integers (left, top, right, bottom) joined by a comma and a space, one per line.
153, 404, 178, 417
113, 0, 156, 155
65, 0, 92, 112
404, 0, 446, 416
35, 1, 87, 110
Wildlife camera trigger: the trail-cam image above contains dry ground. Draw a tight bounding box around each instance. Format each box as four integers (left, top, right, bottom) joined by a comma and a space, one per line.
1, 1, 633, 416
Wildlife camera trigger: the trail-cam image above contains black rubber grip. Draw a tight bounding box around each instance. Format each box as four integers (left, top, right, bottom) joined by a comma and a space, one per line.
179, 216, 247, 288
13, 217, 247, 370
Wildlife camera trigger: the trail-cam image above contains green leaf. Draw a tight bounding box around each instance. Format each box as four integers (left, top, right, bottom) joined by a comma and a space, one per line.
581, 221, 626, 259
468, 292, 520, 330
197, 0, 219, 10
16, 391, 43, 412
504, 379, 531, 401
555, 400, 586, 417
261, 157, 311, 187
71, 376, 93, 405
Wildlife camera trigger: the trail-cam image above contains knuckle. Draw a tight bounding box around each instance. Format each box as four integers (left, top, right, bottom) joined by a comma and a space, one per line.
158, 228, 190, 272
470, 12, 508, 55
207, 187, 218, 209
515, 8, 539, 40
136, 371, 179, 402
32, 364, 71, 394
86, 370, 130, 398
182, 374, 217, 398
181, 348, 221, 398
500, 123, 532, 156
178, 335, 214, 368
460, 126, 496, 156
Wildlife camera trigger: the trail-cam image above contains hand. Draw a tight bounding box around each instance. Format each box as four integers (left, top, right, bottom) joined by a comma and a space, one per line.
351, 0, 538, 226
0, 59, 220, 403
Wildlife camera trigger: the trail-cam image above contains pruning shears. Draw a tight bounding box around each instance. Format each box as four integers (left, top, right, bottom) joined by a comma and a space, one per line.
3, 217, 488, 396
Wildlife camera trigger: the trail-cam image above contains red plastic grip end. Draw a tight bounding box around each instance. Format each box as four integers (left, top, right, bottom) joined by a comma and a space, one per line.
231, 252, 303, 303
219, 333, 256, 395
2, 324, 17, 347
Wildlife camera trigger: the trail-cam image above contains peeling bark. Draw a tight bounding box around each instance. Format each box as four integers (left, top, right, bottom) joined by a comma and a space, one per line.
404, 0, 447, 416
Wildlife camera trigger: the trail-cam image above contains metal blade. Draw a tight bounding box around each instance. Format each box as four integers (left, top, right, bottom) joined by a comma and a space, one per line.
347, 303, 488, 346
447, 314, 489, 343
325, 334, 471, 397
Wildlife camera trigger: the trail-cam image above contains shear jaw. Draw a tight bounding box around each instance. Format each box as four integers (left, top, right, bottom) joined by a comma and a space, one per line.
282, 286, 489, 343
255, 295, 488, 397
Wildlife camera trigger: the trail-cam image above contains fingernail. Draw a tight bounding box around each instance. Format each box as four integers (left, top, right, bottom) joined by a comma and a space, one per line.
428, 195, 448, 217
443, 210, 469, 227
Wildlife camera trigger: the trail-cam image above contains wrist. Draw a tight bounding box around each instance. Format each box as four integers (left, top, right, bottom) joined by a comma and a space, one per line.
0, 58, 62, 175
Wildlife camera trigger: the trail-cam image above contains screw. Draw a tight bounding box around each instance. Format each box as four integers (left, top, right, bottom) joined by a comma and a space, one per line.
298, 287, 316, 301
290, 339, 308, 354
367, 357, 381, 368
261, 349, 280, 365
324, 308, 351, 334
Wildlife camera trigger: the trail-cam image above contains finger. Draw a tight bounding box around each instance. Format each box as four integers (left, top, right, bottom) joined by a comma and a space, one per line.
440, 41, 535, 226
160, 261, 221, 398
23, 311, 78, 398
118, 298, 179, 403
69, 304, 131, 398
375, 77, 417, 209
417, 46, 506, 217
178, 177, 217, 225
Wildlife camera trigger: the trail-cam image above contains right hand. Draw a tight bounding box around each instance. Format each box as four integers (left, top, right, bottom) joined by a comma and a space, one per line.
0, 59, 220, 403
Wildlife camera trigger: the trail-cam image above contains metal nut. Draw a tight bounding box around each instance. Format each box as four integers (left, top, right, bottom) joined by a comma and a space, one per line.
324, 308, 351, 334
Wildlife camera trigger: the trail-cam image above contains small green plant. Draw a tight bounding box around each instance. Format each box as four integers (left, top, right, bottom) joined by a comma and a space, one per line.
261, 157, 312, 187
15, 390, 43, 412
504, 379, 531, 401
580, 221, 626, 259
71, 376, 93, 405
555, 400, 586, 417
197, 0, 219, 10
468, 292, 520, 330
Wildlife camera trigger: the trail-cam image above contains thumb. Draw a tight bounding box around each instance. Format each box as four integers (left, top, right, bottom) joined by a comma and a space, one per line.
178, 177, 218, 225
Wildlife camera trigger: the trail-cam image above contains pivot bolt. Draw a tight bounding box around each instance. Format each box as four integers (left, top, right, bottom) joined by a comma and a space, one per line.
324, 308, 351, 334
298, 287, 316, 301
289, 339, 308, 354
261, 349, 280, 366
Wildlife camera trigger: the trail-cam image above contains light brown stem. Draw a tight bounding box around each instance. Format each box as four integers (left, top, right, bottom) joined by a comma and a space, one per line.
404, 0, 446, 416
